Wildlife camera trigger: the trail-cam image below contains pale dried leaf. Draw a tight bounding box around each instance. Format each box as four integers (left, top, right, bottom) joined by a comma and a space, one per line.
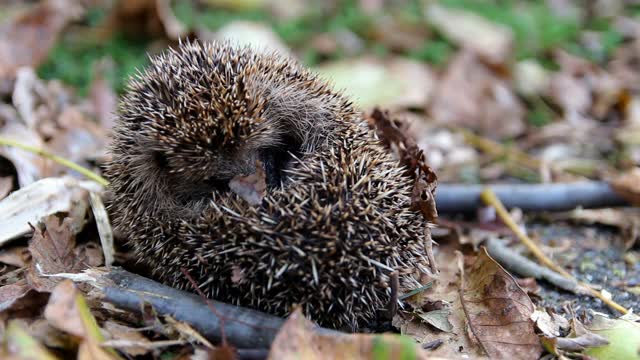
0, 177, 98, 246
425, 3, 513, 64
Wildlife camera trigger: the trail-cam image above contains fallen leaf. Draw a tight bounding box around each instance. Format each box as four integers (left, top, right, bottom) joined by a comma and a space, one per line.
584, 313, 640, 360
44, 280, 117, 360
429, 51, 526, 139
0, 0, 82, 80
416, 309, 453, 333
531, 309, 568, 338
460, 248, 543, 359
424, 3, 513, 64
0, 281, 48, 315
0, 246, 30, 267
0, 177, 97, 246
316, 57, 435, 110
3, 320, 59, 360
27, 216, 101, 291
269, 309, 429, 360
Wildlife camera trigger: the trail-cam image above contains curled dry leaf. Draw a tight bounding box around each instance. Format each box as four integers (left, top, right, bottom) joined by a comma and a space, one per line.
429, 51, 526, 139
460, 248, 543, 359
367, 109, 438, 222
268, 309, 430, 360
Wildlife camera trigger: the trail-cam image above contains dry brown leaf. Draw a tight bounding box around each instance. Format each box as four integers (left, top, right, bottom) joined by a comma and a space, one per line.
0, 246, 30, 267
395, 244, 486, 358
268, 309, 430, 360
0, 0, 82, 80
229, 161, 266, 206
610, 167, 640, 205
460, 248, 543, 359
429, 51, 525, 139
27, 216, 100, 291
0, 281, 47, 315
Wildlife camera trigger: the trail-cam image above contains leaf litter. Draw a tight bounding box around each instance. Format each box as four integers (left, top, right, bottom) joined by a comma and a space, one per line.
0, 0, 639, 359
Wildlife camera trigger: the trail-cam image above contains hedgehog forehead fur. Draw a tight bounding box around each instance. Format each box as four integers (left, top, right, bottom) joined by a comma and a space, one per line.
105, 40, 433, 330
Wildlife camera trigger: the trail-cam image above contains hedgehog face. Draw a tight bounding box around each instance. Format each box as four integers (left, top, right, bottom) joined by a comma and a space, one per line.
112, 43, 340, 204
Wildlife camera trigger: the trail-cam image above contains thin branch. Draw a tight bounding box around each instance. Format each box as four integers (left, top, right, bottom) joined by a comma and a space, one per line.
74, 267, 339, 349
436, 182, 628, 213
0, 137, 109, 186
480, 188, 629, 315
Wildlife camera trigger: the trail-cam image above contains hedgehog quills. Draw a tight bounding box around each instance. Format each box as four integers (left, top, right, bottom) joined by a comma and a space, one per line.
105, 41, 434, 330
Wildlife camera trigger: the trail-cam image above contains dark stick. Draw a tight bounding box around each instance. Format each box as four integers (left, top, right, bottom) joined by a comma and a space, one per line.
82, 268, 341, 349
101, 268, 284, 348
436, 182, 628, 213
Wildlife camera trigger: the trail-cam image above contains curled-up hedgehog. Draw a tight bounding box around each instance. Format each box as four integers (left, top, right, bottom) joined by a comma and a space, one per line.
105, 41, 435, 331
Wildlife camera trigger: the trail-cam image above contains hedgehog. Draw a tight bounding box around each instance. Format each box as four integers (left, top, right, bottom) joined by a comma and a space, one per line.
105, 40, 434, 331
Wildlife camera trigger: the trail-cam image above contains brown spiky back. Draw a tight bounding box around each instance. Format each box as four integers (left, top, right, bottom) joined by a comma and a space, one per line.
105, 41, 432, 330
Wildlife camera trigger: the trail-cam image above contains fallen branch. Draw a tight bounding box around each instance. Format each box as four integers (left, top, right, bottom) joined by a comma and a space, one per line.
436, 182, 628, 213
68, 267, 339, 349
485, 237, 578, 292
481, 188, 629, 315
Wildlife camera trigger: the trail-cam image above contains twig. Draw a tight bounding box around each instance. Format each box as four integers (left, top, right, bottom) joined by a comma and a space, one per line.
480, 188, 629, 315
485, 238, 577, 292
0, 137, 109, 186
436, 182, 628, 213
72, 267, 339, 349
